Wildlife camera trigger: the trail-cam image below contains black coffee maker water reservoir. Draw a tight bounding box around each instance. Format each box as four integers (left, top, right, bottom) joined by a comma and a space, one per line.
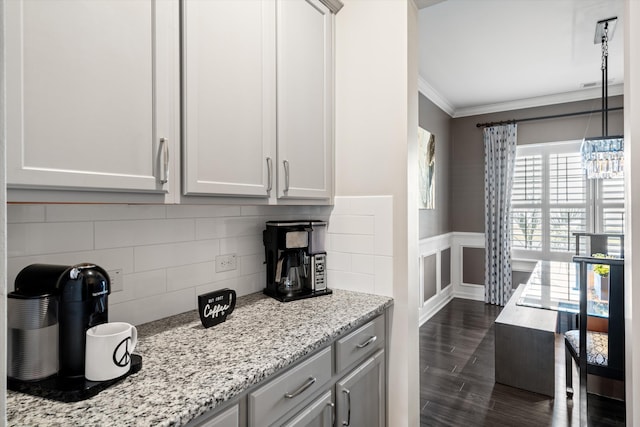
263, 220, 330, 302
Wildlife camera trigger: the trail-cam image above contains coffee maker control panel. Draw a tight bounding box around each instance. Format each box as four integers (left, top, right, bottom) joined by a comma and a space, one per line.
312, 254, 326, 291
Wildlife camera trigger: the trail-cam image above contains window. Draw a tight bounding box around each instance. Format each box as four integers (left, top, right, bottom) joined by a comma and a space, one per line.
510, 140, 624, 262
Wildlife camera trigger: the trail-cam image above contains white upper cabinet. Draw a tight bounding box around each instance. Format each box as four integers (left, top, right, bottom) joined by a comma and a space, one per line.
182, 0, 276, 198
5, 0, 337, 204
276, 0, 333, 200
182, 0, 335, 202
6, 0, 178, 196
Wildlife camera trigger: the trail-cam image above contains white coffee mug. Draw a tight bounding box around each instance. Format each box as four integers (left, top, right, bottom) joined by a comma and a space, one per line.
85, 322, 138, 382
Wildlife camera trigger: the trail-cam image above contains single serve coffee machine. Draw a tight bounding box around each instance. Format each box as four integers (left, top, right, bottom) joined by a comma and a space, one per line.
6, 263, 139, 402
263, 220, 330, 302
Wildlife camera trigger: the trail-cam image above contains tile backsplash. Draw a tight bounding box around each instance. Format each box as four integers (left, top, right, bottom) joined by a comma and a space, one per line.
7, 196, 393, 325
327, 196, 394, 297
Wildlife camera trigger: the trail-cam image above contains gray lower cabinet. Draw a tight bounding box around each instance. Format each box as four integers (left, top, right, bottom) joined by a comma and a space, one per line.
281, 390, 334, 427
188, 404, 240, 427
186, 313, 387, 427
335, 349, 386, 427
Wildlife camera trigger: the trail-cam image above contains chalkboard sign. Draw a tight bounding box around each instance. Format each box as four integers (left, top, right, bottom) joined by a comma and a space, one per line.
197, 288, 236, 328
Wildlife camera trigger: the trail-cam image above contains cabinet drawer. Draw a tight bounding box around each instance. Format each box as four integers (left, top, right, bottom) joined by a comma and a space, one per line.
248, 347, 332, 427
335, 315, 385, 373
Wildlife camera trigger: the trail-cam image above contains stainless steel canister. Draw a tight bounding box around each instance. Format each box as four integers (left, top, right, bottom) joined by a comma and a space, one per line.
7, 293, 59, 381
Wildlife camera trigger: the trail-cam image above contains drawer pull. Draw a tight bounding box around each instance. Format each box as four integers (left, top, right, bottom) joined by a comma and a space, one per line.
356, 335, 377, 349
342, 389, 351, 426
284, 376, 316, 399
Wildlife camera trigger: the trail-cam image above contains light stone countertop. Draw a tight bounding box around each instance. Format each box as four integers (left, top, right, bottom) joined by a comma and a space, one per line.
7, 289, 393, 427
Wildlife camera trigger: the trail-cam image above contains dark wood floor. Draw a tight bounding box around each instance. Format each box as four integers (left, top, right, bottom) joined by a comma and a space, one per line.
419, 298, 626, 426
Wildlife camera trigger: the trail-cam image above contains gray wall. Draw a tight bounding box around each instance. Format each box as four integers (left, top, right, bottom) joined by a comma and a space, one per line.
462, 247, 484, 285
450, 96, 624, 233
423, 253, 437, 302
440, 247, 451, 289
418, 93, 451, 238
513, 270, 533, 289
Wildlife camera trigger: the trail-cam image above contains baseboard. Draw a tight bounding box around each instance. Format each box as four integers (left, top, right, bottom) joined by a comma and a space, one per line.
454, 283, 484, 301
419, 284, 454, 326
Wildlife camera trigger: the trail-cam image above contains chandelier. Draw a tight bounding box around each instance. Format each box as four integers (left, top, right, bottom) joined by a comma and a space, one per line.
581, 17, 624, 180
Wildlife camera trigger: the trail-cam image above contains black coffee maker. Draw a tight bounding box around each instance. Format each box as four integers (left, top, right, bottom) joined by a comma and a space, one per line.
263, 220, 330, 302
8, 263, 110, 381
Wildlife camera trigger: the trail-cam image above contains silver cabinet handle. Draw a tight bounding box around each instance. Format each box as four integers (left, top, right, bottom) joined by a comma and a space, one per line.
356, 335, 377, 349
266, 157, 273, 192
284, 376, 316, 399
342, 389, 351, 426
159, 137, 169, 184
283, 160, 290, 192
327, 401, 335, 426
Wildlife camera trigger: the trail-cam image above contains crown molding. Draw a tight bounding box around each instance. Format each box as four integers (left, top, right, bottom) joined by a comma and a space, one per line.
415, 0, 448, 9
453, 84, 624, 118
319, 0, 343, 14
418, 75, 455, 117
418, 74, 624, 118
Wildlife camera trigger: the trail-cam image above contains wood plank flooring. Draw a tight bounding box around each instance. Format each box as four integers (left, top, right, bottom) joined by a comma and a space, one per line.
419, 298, 625, 426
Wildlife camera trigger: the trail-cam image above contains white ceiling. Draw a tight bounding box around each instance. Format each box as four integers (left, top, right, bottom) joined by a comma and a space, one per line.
418, 0, 625, 117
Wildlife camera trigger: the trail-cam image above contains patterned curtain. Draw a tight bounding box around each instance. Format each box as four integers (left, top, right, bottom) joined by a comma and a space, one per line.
483, 124, 517, 306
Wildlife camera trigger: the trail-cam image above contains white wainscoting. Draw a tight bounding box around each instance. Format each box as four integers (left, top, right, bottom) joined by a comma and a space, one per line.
418, 233, 452, 325
451, 232, 485, 301
418, 232, 486, 326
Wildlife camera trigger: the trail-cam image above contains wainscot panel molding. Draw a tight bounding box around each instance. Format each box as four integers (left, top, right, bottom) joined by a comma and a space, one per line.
512, 258, 538, 273
418, 232, 453, 325
451, 232, 485, 301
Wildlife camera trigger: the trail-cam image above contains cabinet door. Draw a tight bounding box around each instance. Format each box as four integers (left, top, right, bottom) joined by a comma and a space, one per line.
281, 390, 333, 427
6, 0, 176, 193
189, 404, 239, 427
183, 0, 276, 197
336, 350, 385, 427
276, 0, 333, 200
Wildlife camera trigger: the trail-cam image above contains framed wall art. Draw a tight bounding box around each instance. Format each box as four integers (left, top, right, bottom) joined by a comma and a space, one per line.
418, 126, 435, 209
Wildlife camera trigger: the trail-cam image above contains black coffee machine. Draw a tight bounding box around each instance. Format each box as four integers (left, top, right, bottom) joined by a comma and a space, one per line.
7, 263, 117, 400
263, 220, 330, 302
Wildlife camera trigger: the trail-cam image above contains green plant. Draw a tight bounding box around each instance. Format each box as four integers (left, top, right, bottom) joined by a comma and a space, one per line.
592, 253, 612, 277
593, 263, 610, 277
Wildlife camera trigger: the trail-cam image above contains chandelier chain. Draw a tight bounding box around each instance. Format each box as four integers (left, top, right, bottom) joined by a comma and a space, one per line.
601, 25, 609, 71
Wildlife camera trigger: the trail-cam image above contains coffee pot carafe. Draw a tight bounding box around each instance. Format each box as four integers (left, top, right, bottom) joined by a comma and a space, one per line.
276, 250, 308, 296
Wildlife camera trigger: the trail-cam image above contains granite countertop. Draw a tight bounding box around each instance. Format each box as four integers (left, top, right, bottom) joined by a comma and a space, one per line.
7, 289, 393, 426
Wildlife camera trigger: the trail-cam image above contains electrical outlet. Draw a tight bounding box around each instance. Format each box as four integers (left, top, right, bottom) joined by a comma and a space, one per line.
108, 269, 124, 292
216, 254, 237, 273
